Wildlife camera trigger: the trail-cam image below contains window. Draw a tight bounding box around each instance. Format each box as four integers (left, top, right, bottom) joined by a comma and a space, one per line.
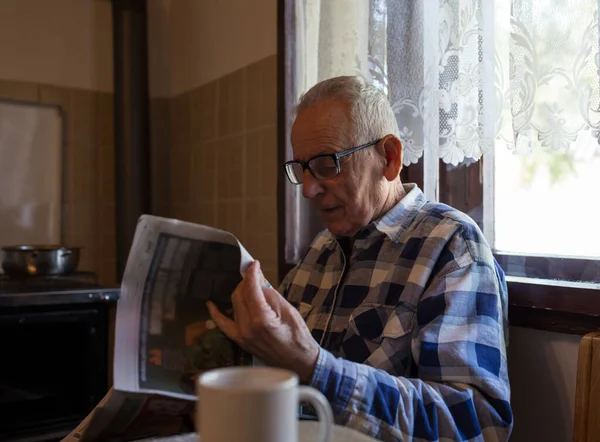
280, 0, 600, 287
491, 1, 600, 261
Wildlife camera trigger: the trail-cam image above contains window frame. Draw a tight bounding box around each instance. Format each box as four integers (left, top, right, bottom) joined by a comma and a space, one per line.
276, 0, 600, 335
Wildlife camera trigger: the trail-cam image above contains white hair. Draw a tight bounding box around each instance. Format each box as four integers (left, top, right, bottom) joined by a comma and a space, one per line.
294, 76, 400, 146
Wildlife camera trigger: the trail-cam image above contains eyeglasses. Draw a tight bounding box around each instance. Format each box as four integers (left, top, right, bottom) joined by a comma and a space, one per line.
283, 139, 381, 185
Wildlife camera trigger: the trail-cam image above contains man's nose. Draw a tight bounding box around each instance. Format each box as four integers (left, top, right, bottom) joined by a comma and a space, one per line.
301, 170, 324, 199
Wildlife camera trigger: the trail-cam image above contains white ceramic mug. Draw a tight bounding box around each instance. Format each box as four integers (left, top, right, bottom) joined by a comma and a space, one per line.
196, 366, 333, 442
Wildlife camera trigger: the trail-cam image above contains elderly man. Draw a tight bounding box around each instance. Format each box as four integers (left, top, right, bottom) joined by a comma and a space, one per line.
208, 76, 512, 441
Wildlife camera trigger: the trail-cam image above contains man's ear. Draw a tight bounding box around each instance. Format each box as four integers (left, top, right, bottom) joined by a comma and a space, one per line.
380, 135, 403, 181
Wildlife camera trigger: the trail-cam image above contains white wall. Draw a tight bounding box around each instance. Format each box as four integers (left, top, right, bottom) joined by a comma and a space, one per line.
147, 0, 277, 97
0, 0, 113, 92
508, 327, 581, 442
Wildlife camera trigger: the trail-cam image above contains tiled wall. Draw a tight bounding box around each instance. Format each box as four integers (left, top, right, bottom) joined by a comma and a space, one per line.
165, 54, 279, 284
0, 79, 117, 286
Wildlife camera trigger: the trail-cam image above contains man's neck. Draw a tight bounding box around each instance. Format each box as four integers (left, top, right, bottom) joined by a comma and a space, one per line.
338, 182, 406, 252
374, 181, 406, 222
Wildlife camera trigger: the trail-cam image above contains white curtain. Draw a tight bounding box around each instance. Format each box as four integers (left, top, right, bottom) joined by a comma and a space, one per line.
285, 0, 600, 264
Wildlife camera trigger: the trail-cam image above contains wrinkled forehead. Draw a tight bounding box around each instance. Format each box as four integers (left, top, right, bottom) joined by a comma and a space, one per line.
290, 99, 356, 160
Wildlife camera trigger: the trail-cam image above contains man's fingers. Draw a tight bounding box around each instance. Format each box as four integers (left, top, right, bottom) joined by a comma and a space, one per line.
231, 283, 252, 333
262, 285, 283, 317
206, 301, 239, 341
243, 261, 275, 314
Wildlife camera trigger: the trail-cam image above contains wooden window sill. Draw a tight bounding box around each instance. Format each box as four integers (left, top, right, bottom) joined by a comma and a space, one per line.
507, 277, 600, 335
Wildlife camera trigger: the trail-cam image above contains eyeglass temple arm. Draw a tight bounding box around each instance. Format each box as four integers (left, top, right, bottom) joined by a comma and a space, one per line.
335, 140, 379, 159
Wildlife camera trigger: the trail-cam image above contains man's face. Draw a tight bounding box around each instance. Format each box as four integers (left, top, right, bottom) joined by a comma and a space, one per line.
290, 99, 388, 237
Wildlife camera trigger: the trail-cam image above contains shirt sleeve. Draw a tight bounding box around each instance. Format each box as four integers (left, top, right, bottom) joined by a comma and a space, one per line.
309, 259, 513, 442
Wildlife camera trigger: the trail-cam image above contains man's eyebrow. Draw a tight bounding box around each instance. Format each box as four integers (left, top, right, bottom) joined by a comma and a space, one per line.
294, 148, 337, 162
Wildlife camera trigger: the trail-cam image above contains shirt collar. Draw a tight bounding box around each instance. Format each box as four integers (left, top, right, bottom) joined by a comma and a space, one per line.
373, 183, 427, 242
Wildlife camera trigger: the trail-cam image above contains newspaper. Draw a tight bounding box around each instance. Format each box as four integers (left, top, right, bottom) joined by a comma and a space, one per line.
62, 215, 267, 441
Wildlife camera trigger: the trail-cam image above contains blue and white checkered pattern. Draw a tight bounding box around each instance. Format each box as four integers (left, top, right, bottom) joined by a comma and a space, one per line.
279, 184, 512, 441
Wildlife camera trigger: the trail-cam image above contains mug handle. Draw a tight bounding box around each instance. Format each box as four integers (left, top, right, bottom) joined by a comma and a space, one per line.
298, 386, 333, 442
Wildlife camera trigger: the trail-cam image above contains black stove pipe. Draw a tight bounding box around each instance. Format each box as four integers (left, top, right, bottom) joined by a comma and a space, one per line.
112, 0, 151, 282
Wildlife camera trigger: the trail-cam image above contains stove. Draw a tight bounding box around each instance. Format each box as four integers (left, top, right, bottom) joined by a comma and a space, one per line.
0, 271, 120, 308
0, 272, 118, 441
0, 271, 99, 289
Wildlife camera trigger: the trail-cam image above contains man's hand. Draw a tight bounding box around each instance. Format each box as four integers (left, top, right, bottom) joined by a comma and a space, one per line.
206, 261, 320, 383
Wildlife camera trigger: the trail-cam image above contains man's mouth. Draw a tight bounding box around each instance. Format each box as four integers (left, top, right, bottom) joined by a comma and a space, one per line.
320, 206, 341, 215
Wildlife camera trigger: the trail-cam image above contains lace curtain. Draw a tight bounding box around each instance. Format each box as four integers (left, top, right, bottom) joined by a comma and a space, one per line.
285, 0, 600, 264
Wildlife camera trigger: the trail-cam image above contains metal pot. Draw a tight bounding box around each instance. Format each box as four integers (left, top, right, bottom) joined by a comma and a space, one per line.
1, 245, 81, 277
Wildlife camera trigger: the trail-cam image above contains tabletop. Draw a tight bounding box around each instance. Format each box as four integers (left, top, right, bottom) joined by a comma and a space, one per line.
139, 420, 379, 442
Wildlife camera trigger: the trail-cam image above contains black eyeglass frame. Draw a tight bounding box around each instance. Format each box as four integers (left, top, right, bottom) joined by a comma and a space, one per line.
283, 138, 382, 185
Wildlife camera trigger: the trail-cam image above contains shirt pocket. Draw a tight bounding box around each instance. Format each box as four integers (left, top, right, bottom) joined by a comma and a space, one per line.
342, 303, 415, 375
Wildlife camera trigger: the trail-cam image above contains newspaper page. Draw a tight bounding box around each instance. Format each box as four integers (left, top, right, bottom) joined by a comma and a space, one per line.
61, 387, 194, 442
62, 215, 266, 441
114, 215, 258, 400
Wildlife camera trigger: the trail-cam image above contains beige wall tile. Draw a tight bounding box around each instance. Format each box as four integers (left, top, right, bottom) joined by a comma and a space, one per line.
244, 232, 277, 272
171, 203, 194, 222
0, 80, 39, 101
66, 88, 114, 282
99, 203, 116, 261
150, 97, 171, 217
228, 68, 246, 134
218, 68, 246, 136
170, 54, 279, 280
190, 81, 218, 143
216, 168, 230, 200
245, 129, 262, 167
260, 124, 278, 165
245, 197, 277, 236
99, 203, 116, 239
246, 125, 278, 199
62, 202, 97, 271
63, 88, 99, 204
260, 55, 277, 127
204, 140, 218, 171
217, 74, 231, 137
245, 163, 276, 199
215, 200, 245, 243
217, 134, 244, 170
262, 158, 278, 199
170, 146, 192, 204
245, 167, 262, 199
39, 85, 70, 110
191, 148, 216, 203
216, 135, 244, 200
246, 61, 262, 130
214, 201, 228, 230
228, 200, 246, 243
170, 92, 191, 148
98, 144, 115, 204
189, 87, 203, 145
190, 202, 216, 227
97, 92, 114, 147
243, 55, 277, 130
218, 107, 229, 138
69, 89, 98, 149
66, 141, 98, 204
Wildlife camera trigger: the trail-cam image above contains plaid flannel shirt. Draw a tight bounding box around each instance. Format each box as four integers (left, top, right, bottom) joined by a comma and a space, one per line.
279, 184, 513, 442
